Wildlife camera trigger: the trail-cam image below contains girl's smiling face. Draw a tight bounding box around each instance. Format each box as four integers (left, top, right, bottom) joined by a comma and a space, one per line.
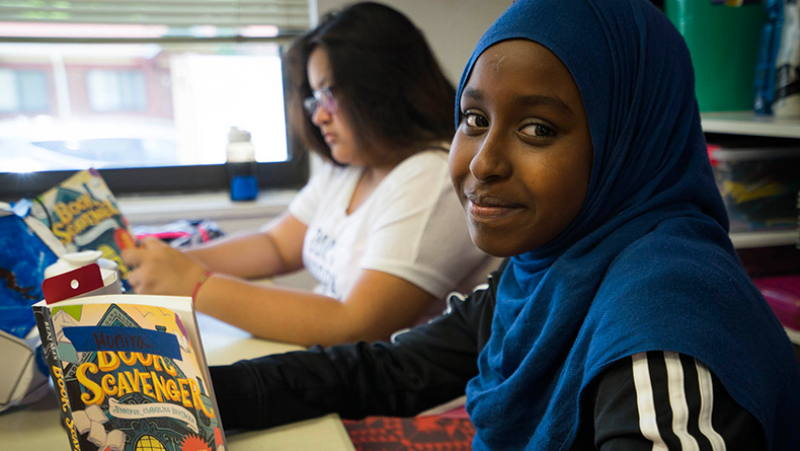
450, 39, 593, 257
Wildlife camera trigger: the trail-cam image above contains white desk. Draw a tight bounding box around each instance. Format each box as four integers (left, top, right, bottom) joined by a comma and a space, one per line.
0, 313, 356, 451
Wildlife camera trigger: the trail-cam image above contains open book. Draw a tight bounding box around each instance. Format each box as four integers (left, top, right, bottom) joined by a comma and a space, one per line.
32, 294, 227, 451
29, 169, 137, 287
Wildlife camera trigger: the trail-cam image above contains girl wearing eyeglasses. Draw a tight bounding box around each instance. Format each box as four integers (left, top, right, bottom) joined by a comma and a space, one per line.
122, 2, 498, 347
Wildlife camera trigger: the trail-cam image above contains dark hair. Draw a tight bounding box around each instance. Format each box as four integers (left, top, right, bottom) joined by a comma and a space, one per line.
284, 2, 456, 164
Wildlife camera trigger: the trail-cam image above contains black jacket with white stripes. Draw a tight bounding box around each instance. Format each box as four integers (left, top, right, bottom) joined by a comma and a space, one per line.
210, 263, 766, 450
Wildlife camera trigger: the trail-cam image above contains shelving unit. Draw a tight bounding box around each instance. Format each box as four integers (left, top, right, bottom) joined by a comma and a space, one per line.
700, 111, 800, 249
785, 327, 800, 346
729, 230, 797, 249
701, 111, 800, 138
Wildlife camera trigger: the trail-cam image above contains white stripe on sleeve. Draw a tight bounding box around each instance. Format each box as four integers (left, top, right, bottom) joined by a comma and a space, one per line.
696, 358, 727, 451
632, 352, 668, 451
663, 351, 700, 451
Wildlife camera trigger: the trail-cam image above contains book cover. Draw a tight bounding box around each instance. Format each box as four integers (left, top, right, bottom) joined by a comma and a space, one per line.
29, 169, 137, 287
33, 295, 227, 451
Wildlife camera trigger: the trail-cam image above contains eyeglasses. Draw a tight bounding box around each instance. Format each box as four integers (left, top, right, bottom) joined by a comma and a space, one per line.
303, 86, 337, 116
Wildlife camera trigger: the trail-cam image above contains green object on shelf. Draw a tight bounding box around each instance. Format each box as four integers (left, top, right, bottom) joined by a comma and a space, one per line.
666, 0, 767, 112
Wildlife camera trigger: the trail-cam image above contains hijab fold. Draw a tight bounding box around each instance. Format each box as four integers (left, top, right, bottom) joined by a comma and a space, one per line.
460, 1, 800, 449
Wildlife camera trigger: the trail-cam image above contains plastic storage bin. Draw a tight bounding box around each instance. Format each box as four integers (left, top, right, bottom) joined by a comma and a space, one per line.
666, 0, 767, 112
709, 146, 800, 232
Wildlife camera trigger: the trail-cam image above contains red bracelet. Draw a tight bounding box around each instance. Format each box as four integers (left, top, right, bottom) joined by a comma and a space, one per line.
191, 270, 214, 305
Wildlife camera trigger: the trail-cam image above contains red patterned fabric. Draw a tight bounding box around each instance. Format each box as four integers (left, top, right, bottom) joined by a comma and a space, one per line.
343, 416, 476, 451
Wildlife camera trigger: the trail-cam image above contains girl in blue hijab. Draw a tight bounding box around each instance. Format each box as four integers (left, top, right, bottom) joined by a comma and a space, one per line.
210, 0, 800, 449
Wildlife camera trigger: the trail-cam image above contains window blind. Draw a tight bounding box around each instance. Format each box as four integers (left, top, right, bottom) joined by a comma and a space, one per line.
0, 0, 310, 37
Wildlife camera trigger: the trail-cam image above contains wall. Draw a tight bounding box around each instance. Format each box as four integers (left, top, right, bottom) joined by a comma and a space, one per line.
315, 0, 513, 84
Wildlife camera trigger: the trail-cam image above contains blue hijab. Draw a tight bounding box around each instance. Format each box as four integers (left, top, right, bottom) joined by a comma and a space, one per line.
460, 1, 800, 450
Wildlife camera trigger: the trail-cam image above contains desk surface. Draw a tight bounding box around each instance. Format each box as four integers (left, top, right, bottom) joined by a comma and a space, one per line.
0, 313, 355, 451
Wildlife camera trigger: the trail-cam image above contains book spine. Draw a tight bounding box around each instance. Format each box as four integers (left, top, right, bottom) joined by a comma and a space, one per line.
33, 306, 83, 451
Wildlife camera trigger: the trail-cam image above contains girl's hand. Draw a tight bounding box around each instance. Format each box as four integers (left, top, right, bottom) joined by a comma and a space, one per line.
122, 238, 208, 296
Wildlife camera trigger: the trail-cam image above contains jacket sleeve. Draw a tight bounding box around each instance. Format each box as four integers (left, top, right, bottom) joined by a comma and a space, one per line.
209, 269, 500, 431
589, 351, 765, 451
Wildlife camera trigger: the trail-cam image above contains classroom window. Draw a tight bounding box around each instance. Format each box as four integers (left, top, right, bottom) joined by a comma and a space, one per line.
0, 42, 300, 187
0, 0, 310, 198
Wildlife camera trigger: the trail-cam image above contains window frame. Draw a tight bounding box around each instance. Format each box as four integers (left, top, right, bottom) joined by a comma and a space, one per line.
0, 155, 309, 201
0, 35, 310, 201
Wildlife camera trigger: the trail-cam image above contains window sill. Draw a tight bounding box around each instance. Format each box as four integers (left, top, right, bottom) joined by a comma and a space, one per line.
118, 189, 297, 232
118, 189, 317, 290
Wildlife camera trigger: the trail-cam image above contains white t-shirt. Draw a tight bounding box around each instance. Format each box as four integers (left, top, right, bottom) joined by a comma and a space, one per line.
288, 150, 497, 311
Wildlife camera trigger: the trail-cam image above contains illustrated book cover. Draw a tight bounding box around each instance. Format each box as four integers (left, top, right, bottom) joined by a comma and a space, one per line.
32, 294, 227, 451
29, 169, 137, 287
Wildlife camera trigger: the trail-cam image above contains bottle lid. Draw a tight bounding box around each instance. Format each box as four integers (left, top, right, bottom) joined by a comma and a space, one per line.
227, 127, 256, 162
44, 250, 119, 287
228, 126, 251, 143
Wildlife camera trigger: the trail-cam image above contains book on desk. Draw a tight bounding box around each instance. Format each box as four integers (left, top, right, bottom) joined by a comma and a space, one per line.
33, 285, 228, 451
28, 168, 138, 290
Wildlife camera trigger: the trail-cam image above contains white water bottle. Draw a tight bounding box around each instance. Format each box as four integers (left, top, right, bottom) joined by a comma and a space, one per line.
44, 250, 122, 297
